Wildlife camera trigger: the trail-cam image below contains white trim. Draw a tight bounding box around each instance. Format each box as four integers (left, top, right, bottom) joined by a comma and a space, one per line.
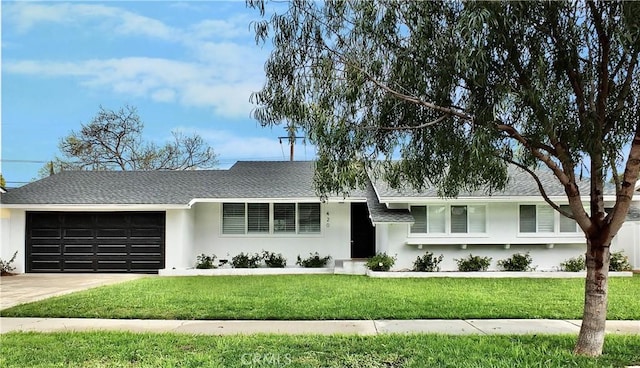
378, 195, 615, 203
0, 204, 186, 210
189, 197, 367, 206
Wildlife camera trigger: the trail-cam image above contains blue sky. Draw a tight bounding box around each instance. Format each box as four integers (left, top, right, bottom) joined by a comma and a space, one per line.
1, 1, 314, 186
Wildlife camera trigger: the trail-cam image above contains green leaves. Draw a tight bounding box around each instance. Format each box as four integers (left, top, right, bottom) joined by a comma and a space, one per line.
248, 0, 640, 204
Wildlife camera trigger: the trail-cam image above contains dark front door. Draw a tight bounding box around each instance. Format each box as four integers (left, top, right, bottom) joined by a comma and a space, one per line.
350, 203, 376, 258
26, 211, 165, 273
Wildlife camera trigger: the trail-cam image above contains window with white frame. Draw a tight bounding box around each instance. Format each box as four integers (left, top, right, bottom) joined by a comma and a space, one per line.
519, 205, 554, 233
518, 203, 587, 233
559, 205, 579, 232
247, 203, 269, 233
274, 203, 296, 233
222, 203, 321, 235
299, 203, 321, 233
410, 205, 484, 234
222, 203, 245, 234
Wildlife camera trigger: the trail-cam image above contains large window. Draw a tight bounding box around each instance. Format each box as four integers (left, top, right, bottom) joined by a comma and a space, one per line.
222, 203, 321, 235
410, 205, 485, 234
519, 204, 579, 234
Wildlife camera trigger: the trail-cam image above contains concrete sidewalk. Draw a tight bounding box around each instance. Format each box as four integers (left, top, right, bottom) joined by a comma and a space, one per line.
1, 317, 638, 335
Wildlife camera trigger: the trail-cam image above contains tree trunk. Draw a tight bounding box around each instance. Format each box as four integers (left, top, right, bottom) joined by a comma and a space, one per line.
574, 237, 611, 357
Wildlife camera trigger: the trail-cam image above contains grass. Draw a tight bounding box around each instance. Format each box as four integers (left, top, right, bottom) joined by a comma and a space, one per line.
1, 332, 639, 367
2, 275, 639, 320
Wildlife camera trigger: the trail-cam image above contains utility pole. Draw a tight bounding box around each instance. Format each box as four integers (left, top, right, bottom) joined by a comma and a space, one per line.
278, 124, 305, 161
278, 136, 305, 161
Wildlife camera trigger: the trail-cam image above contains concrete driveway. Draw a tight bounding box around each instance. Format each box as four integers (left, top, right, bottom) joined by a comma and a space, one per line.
0, 274, 147, 310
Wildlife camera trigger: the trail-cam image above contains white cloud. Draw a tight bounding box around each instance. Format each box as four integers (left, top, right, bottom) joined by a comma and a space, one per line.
4, 56, 262, 118
3, 2, 270, 119
5, 2, 181, 42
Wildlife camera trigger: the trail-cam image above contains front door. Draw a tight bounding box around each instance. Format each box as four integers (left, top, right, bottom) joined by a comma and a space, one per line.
350, 203, 376, 258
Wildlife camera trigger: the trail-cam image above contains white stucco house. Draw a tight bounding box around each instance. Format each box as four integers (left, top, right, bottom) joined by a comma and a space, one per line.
1, 161, 638, 273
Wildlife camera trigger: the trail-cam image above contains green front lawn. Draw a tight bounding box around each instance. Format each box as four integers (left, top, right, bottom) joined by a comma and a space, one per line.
1, 275, 638, 320
1, 332, 639, 368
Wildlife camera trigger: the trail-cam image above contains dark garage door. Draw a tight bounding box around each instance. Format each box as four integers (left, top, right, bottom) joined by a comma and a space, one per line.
26, 212, 165, 273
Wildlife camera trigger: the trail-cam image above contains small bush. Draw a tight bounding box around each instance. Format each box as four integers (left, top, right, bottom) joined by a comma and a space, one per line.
296, 252, 332, 268
365, 252, 396, 272
0, 251, 18, 275
609, 251, 632, 271
455, 254, 492, 272
560, 255, 586, 272
413, 252, 444, 272
497, 252, 535, 271
231, 252, 262, 268
262, 250, 287, 268
195, 253, 217, 269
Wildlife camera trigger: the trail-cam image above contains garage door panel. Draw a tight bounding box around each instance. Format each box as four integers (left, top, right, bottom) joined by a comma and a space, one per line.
63, 245, 94, 254
63, 214, 94, 227
96, 229, 128, 238
31, 228, 62, 238
27, 212, 165, 273
131, 228, 162, 238
64, 229, 94, 238
30, 260, 62, 271
29, 245, 62, 254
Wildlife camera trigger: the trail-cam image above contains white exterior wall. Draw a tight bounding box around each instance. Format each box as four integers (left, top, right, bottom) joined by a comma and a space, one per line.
381, 202, 590, 271
190, 202, 351, 268
613, 221, 640, 270
0, 209, 26, 273
165, 209, 195, 270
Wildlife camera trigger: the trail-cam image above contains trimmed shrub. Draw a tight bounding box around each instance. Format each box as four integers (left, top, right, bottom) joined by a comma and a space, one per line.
609, 251, 632, 271
497, 252, 535, 271
455, 254, 492, 272
365, 252, 396, 272
296, 252, 332, 268
195, 253, 217, 269
231, 252, 262, 268
262, 251, 287, 268
560, 255, 586, 272
413, 252, 444, 272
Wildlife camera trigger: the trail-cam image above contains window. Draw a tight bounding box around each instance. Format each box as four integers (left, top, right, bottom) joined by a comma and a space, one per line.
410, 205, 484, 234
559, 205, 578, 232
274, 203, 296, 233
223, 202, 320, 235
428, 206, 446, 233
410, 206, 427, 233
247, 203, 269, 233
299, 203, 321, 233
222, 203, 245, 234
519, 204, 558, 233
450, 206, 467, 233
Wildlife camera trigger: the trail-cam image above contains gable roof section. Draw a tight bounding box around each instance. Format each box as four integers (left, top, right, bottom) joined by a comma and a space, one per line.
373, 165, 599, 200
0, 161, 367, 206
365, 182, 413, 224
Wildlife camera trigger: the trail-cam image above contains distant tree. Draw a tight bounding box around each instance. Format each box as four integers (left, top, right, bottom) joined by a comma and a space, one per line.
41, 105, 217, 176
0, 173, 6, 188
248, 0, 640, 357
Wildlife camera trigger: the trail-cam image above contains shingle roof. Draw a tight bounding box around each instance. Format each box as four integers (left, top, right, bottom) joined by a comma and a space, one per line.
365, 182, 413, 223
373, 165, 599, 199
0, 161, 337, 205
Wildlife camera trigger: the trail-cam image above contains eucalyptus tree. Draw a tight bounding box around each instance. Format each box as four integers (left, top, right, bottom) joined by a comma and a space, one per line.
42, 105, 218, 175
248, 0, 640, 356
